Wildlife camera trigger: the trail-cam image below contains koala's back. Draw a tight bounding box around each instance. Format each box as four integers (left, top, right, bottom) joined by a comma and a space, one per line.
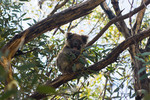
56, 46, 83, 73
56, 32, 88, 74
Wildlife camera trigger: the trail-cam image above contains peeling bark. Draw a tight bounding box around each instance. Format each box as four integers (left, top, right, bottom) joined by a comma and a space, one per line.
0, 0, 105, 90
0, 0, 150, 99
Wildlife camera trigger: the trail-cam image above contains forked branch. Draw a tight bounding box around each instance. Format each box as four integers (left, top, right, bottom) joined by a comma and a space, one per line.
31, 28, 150, 99
87, 0, 150, 46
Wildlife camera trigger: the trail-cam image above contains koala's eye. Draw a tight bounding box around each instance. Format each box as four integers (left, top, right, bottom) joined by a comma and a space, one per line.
74, 39, 81, 44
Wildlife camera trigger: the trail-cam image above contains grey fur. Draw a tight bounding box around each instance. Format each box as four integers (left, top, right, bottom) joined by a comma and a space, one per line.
56, 32, 88, 74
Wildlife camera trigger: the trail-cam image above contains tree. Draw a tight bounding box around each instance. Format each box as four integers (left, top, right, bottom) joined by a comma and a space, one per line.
0, 0, 150, 99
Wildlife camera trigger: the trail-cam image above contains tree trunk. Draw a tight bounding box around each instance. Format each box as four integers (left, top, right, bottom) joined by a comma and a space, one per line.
101, 0, 150, 99
0, 0, 105, 90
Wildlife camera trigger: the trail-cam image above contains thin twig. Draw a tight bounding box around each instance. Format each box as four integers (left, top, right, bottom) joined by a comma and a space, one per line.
102, 75, 108, 100
67, 16, 86, 32
30, 28, 150, 99
86, 0, 150, 47
88, 14, 103, 35
49, 0, 69, 16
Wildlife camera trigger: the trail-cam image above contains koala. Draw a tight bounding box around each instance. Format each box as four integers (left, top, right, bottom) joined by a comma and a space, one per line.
56, 32, 88, 74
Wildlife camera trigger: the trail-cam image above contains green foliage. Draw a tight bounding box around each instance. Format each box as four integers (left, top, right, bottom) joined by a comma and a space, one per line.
0, 0, 26, 48
0, 89, 17, 100
135, 52, 150, 81
144, 93, 150, 100
37, 85, 56, 94
0, 66, 6, 82
0, 0, 149, 100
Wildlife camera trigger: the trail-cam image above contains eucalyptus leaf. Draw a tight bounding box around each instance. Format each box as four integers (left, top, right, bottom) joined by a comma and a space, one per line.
37, 85, 56, 94
23, 18, 31, 21
138, 67, 146, 75
135, 56, 145, 63
114, 87, 120, 92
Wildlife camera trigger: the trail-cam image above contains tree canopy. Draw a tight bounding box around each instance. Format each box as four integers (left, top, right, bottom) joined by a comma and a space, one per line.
0, 0, 150, 100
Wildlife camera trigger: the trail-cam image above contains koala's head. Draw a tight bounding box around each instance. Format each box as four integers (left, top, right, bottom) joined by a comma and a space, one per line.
65, 32, 88, 50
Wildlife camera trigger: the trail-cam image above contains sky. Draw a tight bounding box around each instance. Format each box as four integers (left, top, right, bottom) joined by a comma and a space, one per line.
11, 0, 149, 99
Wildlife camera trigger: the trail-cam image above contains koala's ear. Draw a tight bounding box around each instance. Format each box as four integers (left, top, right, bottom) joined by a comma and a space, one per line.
81, 35, 88, 44
66, 32, 74, 40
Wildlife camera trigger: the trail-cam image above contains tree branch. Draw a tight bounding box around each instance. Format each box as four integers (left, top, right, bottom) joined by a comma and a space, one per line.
133, 0, 147, 34
30, 27, 150, 99
111, 0, 131, 38
100, 1, 123, 32
49, 0, 69, 16
0, 0, 104, 90
1, 0, 105, 60
2, 0, 104, 61
86, 0, 150, 47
